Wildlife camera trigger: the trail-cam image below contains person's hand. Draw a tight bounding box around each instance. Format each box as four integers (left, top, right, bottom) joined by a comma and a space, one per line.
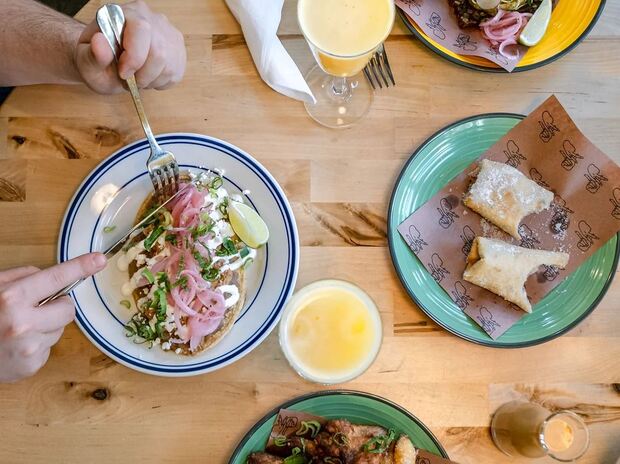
75, 0, 186, 94
0, 253, 107, 383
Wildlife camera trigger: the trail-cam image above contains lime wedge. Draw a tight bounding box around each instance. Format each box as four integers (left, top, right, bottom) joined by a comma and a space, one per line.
518, 0, 552, 47
227, 201, 269, 248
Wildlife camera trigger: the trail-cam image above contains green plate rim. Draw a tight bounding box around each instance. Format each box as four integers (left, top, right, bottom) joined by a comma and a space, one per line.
396, 0, 606, 73
387, 112, 620, 348
228, 390, 449, 463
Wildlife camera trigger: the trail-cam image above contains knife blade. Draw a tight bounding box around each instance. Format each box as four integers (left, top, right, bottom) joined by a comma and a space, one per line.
37, 184, 191, 307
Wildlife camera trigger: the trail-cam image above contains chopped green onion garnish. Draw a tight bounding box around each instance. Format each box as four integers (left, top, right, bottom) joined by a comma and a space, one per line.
103, 225, 116, 233
216, 237, 237, 256
273, 436, 287, 447
172, 276, 188, 289
192, 223, 209, 238
154, 288, 167, 316
161, 210, 173, 227
295, 420, 321, 438
142, 268, 155, 284
363, 430, 396, 454
210, 176, 223, 189
120, 299, 131, 309
144, 225, 165, 251
239, 247, 250, 259
283, 447, 305, 464
202, 267, 219, 281
124, 324, 136, 336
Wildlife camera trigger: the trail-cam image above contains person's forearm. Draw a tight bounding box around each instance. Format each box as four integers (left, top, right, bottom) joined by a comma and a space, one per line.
0, 0, 85, 86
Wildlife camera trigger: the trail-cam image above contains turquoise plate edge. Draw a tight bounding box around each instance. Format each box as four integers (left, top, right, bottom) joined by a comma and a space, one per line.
387, 113, 620, 348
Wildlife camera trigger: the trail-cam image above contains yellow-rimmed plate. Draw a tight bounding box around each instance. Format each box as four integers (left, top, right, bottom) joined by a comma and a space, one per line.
399, 0, 605, 72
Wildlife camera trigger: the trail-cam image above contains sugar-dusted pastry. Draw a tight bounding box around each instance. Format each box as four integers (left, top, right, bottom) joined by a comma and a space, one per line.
463, 237, 569, 313
464, 159, 554, 239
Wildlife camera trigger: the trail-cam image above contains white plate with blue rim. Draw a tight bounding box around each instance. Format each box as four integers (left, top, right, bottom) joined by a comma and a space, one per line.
59, 133, 299, 377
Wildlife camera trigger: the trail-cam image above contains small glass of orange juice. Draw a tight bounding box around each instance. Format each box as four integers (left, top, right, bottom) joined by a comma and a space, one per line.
279, 280, 382, 384
297, 0, 395, 129
491, 401, 590, 461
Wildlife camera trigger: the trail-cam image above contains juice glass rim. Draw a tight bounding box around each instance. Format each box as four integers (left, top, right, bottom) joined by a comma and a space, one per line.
297, 0, 396, 60
278, 278, 383, 385
538, 410, 590, 462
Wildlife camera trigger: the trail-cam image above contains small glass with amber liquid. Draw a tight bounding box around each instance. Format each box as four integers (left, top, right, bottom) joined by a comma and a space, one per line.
491, 401, 590, 461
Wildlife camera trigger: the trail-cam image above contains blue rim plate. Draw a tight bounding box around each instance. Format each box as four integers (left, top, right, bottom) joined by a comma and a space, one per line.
59, 134, 299, 376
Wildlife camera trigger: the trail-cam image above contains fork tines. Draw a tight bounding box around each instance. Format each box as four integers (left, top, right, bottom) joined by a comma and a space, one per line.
364, 44, 396, 90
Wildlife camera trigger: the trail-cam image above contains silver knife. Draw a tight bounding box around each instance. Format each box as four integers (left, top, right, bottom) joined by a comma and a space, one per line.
38, 185, 191, 307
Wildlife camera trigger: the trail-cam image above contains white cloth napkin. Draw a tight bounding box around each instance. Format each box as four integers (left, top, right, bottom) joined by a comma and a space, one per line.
226, 0, 316, 104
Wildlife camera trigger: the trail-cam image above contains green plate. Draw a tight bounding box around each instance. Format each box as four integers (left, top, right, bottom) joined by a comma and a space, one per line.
228, 390, 448, 463
388, 114, 619, 348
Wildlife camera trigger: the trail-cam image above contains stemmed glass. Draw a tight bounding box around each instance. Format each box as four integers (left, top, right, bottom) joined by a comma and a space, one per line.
297, 0, 395, 129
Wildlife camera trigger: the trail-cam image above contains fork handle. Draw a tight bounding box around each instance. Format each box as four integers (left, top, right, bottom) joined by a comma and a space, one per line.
96, 4, 163, 155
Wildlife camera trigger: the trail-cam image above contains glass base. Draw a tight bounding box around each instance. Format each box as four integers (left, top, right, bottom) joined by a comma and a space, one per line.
303, 65, 373, 129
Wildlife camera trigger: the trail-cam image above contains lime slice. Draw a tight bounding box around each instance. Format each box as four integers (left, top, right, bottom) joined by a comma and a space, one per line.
227, 201, 269, 248
518, 0, 552, 47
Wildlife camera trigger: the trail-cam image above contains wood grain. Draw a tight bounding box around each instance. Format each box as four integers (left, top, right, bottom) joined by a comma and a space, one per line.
0, 1, 619, 463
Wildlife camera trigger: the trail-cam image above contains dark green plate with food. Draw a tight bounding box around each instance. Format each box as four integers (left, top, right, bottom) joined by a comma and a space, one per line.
229, 390, 448, 463
388, 114, 619, 348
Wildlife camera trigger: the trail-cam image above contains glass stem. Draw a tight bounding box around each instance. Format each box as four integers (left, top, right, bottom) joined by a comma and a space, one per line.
331, 76, 348, 97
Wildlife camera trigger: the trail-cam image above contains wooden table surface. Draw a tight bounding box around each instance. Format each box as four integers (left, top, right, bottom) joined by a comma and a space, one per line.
1, 1, 619, 463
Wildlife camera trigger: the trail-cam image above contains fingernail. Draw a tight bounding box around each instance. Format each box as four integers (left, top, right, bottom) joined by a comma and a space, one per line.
93, 253, 107, 269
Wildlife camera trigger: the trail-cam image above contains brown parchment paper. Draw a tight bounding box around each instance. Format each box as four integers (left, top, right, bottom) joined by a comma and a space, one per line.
395, 0, 527, 72
265, 409, 326, 450
397, 96, 620, 339
265, 409, 457, 463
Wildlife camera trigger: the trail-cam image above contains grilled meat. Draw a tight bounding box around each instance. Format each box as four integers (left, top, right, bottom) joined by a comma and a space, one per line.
448, 0, 492, 28
247, 452, 285, 464
448, 0, 545, 29
266, 436, 320, 457
251, 419, 417, 464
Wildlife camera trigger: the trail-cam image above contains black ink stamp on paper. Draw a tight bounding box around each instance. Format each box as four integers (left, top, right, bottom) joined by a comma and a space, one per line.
485, 47, 509, 66
529, 168, 551, 189
519, 224, 541, 249
539, 110, 560, 143
575, 220, 599, 252
451, 281, 473, 310
610, 188, 620, 220
550, 194, 574, 234
584, 163, 608, 194
402, 0, 422, 16
541, 264, 561, 282
460, 225, 476, 256
454, 33, 478, 51
475, 306, 501, 335
437, 197, 459, 229
405, 225, 428, 254
504, 140, 526, 167
426, 12, 446, 40
428, 253, 450, 283
559, 139, 583, 171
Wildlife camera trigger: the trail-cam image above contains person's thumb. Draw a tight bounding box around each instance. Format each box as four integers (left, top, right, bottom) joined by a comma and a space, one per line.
76, 32, 114, 72
89, 32, 115, 69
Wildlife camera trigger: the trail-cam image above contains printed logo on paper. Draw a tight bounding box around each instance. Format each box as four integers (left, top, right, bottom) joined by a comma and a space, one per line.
539, 110, 560, 143
560, 139, 583, 171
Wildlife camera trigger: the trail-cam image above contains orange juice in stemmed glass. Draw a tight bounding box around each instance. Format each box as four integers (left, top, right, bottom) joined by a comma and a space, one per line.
298, 0, 395, 128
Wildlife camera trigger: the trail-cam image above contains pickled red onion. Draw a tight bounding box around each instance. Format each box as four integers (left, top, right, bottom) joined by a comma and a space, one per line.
480, 10, 531, 59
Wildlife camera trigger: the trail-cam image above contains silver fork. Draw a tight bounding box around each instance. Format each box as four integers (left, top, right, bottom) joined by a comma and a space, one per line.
363, 44, 396, 90
96, 4, 179, 202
